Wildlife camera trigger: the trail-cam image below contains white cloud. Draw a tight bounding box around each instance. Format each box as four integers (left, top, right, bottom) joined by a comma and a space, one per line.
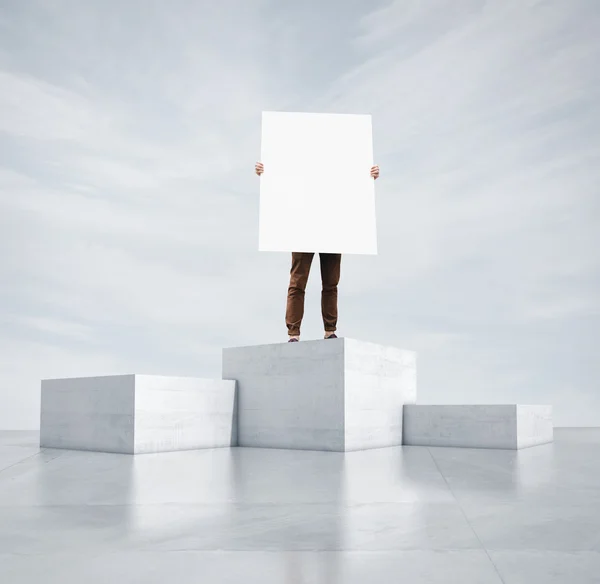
0, 70, 107, 141
8, 315, 93, 341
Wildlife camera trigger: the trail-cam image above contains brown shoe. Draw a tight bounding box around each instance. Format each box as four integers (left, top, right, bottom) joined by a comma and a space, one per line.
288, 337, 299, 342
325, 333, 337, 339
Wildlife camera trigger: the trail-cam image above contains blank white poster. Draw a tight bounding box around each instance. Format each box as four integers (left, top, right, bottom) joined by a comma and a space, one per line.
258, 111, 377, 255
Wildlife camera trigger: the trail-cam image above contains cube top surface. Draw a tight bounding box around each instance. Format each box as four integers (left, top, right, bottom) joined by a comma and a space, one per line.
42, 374, 230, 383
222, 337, 417, 361
404, 404, 551, 408
41, 373, 135, 383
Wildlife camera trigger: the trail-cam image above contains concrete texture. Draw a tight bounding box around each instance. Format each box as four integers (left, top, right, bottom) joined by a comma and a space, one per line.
0, 428, 599, 583
40, 375, 237, 454
222, 337, 417, 451
403, 404, 553, 449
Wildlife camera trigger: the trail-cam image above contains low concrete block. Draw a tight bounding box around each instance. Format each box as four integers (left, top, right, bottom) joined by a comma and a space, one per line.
402, 404, 553, 449
40, 374, 237, 454
222, 337, 417, 452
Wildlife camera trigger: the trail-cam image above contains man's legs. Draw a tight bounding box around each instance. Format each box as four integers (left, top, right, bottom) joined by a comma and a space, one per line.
319, 253, 342, 337
285, 252, 314, 339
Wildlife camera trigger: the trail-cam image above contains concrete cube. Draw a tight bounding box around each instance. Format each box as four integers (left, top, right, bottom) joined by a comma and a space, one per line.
402, 404, 553, 449
40, 374, 237, 454
222, 337, 417, 452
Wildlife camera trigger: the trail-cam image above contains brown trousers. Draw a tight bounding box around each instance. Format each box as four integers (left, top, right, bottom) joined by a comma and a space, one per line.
285, 252, 342, 336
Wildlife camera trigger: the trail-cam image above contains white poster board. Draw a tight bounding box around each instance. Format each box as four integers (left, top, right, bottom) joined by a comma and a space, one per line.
258, 111, 377, 255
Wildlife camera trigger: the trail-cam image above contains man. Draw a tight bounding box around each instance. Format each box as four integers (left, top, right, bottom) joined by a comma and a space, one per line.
255, 161, 380, 342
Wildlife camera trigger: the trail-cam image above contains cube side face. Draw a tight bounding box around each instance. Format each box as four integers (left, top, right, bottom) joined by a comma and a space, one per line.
222, 340, 345, 451
516, 405, 553, 449
343, 339, 417, 451
133, 376, 237, 454
40, 375, 135, 453
402, 405, 518, 449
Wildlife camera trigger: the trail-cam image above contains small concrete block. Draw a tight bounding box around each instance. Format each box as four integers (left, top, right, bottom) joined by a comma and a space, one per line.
222, 337, 417, 452
402, 404, 553, 449
40, 375, 135, 454
516, 404, 554, 449
134, 375, 238, 454
40, 374, 237, 454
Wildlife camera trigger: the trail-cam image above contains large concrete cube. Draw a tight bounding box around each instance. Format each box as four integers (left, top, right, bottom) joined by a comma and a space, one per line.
222, 337, 417, 452
40, 374, 237, 454
403, 404, 553, 449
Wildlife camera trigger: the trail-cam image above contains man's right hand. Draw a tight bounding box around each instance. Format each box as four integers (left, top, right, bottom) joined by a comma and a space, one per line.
255, 162, 264, 176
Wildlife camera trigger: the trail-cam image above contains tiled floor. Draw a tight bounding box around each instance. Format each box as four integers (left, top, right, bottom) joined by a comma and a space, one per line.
0, 428, 599, 583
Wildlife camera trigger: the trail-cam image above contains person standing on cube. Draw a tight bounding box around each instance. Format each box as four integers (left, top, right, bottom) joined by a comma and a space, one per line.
255, 161, 380, 342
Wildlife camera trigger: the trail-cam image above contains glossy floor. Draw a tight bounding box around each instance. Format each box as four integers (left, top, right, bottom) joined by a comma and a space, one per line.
0, 429, 599, 583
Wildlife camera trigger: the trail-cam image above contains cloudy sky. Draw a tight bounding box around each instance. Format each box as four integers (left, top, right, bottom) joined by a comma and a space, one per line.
0, 0, 598, 429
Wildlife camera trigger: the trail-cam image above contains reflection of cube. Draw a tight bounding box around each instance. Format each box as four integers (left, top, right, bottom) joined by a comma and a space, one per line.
403, 404, 553, 449
40, 375, 237, 454
222, 337, 417, 452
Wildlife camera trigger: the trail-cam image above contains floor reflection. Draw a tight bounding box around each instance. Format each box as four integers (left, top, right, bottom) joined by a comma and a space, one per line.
0, 430, 599, 582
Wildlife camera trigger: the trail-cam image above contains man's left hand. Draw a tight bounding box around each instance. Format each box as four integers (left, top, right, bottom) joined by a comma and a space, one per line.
371, 165, 379, 180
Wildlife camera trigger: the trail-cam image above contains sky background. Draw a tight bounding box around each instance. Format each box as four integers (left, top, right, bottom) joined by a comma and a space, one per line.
0, 0, 598, 429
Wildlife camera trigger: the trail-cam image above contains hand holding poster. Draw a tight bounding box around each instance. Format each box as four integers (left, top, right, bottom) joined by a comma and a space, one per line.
258, 111, 378, 255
